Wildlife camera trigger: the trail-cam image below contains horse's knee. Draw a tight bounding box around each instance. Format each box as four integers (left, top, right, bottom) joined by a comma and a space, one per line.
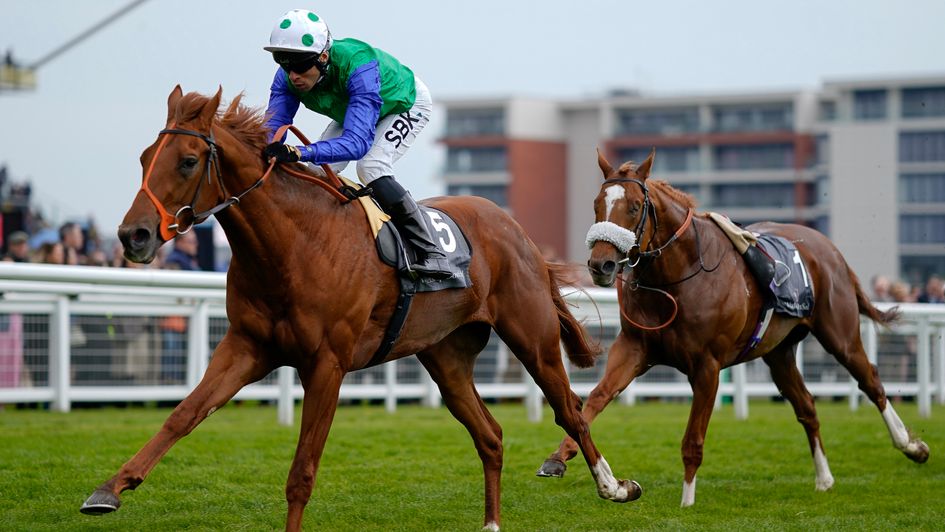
285, 471, 315, 506
477, 438, 504, 471
681, 439, 704, 469
163, 404, 200, 434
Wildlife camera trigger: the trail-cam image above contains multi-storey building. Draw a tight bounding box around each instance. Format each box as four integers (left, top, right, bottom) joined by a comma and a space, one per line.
439, 74, 945, 285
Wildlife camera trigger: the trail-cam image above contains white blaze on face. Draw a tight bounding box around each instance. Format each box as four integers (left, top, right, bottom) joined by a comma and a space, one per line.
604, 185, 625, 221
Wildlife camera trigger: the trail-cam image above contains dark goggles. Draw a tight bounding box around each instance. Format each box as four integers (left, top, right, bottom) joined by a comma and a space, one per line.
272, 52, 321, 74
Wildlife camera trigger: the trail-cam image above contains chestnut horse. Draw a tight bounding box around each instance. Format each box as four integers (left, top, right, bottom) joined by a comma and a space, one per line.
78, 86, 641, 531
537, 150, 930, 507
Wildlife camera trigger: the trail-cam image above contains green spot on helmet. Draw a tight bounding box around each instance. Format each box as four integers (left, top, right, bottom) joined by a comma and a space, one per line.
264, 9, 331, 54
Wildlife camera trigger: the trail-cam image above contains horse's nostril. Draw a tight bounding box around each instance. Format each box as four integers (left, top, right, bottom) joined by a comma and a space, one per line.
131, 228, 150, 245
600, 261, 616, 275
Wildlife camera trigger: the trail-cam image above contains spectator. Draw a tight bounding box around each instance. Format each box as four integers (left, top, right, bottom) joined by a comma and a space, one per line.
163, 231, 199, 271
917, 275, 944, 304
890, 281, 915, 303
158, 232, 200, 384
870, 274, 893, 302
35, 242, 65, 264
59, 221, 85, 265
3, 231, 30, 262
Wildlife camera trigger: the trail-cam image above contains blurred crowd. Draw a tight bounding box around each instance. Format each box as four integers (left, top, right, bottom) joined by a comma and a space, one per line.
871, 274, 945, 304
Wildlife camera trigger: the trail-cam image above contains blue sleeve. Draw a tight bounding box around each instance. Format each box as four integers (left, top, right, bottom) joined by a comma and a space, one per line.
299, 60, 383, 164
264, 69, 300, 142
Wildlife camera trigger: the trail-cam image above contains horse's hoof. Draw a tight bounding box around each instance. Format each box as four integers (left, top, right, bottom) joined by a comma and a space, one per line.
536, 458, 567, 478
906, 440, 930, 464
612, 479, 642, 503
80, 489, 121, 515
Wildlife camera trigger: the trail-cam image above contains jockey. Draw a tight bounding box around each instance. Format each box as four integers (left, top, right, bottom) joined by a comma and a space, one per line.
262, 9, 451, 280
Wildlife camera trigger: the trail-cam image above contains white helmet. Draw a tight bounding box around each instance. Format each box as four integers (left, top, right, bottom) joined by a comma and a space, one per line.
264, 9, 332, 54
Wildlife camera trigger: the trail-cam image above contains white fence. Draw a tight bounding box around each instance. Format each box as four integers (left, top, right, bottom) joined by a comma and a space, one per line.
0, 262, 942, 426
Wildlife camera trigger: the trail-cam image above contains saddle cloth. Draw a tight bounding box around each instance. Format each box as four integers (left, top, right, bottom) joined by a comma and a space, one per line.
342, 176, 472, 292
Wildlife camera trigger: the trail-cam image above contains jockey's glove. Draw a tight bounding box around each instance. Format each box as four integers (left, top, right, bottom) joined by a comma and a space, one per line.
264, 142, 302, 163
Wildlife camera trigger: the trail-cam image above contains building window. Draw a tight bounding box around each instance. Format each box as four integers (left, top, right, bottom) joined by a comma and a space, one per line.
813, 215, 830, 236
614, 107, 700, 136
815, 174, 830, 205
899, 214, 945, 244
710, 183, 797, 208
900, 256, 945, 286
819, 100, 837, 122
447, 184, 508, 208
445, 147, 507, 173
444, 109, 504, 137
853, 89, 888, 120
713, 103, 793, 132
814, 135, 830, 166
714, 143, 794, 170
900, 173, 945, 203
899, 131, 945, 162
901, 87, 945, 119
616, 146, 701, 173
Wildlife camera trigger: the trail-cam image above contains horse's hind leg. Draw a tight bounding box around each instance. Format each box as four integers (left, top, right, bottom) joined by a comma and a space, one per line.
678, 359, 720, 507
762, 341, 834, 491
537, 332, 646, 478
81, 334, 272, 515
495, 315, 641, 503
416, 323, 503, 531
811, 316, 930, 463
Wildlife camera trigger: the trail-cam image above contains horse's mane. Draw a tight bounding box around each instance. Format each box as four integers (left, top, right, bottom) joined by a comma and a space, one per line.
615, 161, 698, 209
176, 91, 270, 153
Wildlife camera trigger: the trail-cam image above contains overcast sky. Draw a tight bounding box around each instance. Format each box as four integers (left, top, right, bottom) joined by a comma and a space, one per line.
2, 0, 944, 235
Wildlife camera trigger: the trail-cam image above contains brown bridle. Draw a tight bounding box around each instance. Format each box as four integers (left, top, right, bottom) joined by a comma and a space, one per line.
603, 177, 696, 331
139, 122, 352, 241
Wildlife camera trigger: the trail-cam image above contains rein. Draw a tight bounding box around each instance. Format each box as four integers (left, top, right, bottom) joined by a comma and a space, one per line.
140, 122, 354, 241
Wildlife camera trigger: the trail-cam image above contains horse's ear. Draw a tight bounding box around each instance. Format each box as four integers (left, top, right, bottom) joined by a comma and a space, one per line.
636, 147, 656, 180
166, 85, 183, 126
223, 92, 244, 120
197, 86, 223, 129
597, 148, 614, 179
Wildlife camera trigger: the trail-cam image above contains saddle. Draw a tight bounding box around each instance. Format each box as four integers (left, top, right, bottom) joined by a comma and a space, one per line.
707, 212, 815, 354
342, 176, 472, 366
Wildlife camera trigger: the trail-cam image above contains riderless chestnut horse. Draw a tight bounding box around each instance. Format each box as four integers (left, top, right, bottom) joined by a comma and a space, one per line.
537, 150, 930, 507
79, 86, 640, 531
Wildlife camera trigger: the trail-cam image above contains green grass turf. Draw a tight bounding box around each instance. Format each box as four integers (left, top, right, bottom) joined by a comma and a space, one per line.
0, 400, 942, 531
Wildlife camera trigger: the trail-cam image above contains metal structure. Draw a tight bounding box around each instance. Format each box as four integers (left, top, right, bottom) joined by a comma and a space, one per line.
0, 262, 941, 426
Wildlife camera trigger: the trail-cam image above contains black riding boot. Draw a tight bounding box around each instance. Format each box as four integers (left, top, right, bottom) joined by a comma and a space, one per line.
742, 244, 775, 291
370, 176, 453, 280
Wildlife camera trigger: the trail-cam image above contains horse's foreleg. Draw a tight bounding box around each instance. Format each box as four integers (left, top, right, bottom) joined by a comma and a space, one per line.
285, 358, 344, 532
81, 335, 271, 515
537, 333, 644, 478
504, 328, 641, 503
762, 346, 834, 491
679, 360, 720, 507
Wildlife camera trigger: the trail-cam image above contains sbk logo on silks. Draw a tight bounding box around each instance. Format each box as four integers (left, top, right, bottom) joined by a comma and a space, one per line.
384, 112, 421, 148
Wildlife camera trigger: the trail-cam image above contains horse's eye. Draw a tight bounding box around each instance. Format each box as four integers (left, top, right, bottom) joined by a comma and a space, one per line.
179, 156, 199, 173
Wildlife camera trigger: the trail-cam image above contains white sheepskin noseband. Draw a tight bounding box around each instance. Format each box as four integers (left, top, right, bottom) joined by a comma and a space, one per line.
586, 221, 637, 253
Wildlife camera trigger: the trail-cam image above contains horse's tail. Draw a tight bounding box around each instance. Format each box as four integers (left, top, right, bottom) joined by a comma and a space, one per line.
547, 262, 601, 368
849, 264, 901, 326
